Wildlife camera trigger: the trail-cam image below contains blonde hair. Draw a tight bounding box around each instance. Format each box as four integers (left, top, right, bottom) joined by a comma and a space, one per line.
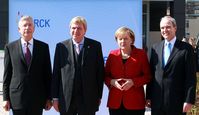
69, 16, 87, 31
115, 26, 135, 44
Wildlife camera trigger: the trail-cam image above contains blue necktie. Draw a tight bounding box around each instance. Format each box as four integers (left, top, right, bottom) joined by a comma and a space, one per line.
164, 42, 171, 66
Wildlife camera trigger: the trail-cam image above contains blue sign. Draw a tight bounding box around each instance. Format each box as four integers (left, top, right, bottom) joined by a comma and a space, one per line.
9, 0, 142, 114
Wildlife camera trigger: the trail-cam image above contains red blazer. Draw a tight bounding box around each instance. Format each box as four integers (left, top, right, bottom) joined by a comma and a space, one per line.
105, 47, 151, 110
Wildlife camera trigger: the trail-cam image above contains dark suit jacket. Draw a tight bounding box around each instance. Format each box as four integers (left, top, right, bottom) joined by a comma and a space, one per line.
3, 38, 52, 110
146, 39, 196, 113
52, 37, 104, 113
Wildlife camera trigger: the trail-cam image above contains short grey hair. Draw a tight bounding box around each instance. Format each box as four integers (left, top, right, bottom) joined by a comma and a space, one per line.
69, 16, 87, 31
18, 15, 34, 27
160, 16, 177, 27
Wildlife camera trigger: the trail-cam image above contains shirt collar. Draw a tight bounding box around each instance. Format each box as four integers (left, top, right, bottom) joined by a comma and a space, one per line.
72, 37, 85, 46
21, 38, 33, 46
165, 36, 176, 46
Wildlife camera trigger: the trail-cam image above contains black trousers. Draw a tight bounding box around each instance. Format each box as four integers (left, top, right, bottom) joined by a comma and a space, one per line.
60, 102, 95, 115
109, 104, 145, 115
12, 108, 43, 115
60, 92, 95, 115
151, 108, 186, 115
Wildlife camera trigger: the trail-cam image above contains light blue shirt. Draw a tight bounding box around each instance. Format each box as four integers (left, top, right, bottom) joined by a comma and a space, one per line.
164, 37, 176, 52
163, 37, 176, 66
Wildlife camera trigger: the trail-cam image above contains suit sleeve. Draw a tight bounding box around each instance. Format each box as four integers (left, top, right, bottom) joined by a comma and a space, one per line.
96, 43, 105, 99
146, 47, 155, 100
104, 53, 112, 89
184, 45, 196, 104
51, 43, 61, 98
3, 45, 12, 101
43, 44, 52, 100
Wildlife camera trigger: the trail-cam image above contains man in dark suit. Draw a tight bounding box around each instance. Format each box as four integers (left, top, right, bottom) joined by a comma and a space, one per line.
3, 16, 52, 115
146, 16, 196, 115
52, 16, 104, 115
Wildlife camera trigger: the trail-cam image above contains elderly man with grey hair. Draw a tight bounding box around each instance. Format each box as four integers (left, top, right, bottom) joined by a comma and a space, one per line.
3, 15, 52, 115
52, 16, 104, 115
146, 16, 196, 115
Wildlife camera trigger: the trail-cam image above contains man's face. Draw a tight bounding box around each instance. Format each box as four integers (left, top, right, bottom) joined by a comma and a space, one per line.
18, 19, 35, 41
70, 22, 86, 43
160, 19, 176, 41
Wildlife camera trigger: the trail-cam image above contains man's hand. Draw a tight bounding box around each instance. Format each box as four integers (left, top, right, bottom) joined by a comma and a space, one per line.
53, 100, 59, 112
145, 99, 151, 108
98, 99, 101, 106
183, 102, 193, 113
3, 101, 10, 111
45, 100, 52, 110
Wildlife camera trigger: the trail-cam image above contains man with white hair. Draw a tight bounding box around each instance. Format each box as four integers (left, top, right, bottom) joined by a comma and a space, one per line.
146, 16, 196, 115
3, 15, 52, 115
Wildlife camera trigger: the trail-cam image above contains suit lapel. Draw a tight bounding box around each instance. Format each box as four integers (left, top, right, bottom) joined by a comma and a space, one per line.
158, 41, 164, 69
65, 39, 75, 66
165, 39, 179, 67
82, 38, 90, 66
66, 37, 89, 67
18, 39, 28, 67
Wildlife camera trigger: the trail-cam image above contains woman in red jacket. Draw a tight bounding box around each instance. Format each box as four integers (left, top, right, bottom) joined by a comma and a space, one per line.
105, 26, 151, 115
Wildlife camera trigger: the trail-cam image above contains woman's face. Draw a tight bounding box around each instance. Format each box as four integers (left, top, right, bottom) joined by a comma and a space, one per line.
116, 33, 132, 50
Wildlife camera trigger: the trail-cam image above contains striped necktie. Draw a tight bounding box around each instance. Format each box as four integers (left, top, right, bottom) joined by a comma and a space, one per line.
76, 44, 80, 54
25, 42, 31, 65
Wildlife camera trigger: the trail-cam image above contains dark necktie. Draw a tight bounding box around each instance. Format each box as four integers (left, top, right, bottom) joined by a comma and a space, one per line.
25, 42, 31, 65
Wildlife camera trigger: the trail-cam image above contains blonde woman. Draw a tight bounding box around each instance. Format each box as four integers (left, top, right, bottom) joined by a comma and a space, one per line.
105, 27, 151, 115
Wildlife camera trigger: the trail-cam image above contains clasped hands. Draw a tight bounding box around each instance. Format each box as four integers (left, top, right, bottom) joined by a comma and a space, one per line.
110, 78, 134, 91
